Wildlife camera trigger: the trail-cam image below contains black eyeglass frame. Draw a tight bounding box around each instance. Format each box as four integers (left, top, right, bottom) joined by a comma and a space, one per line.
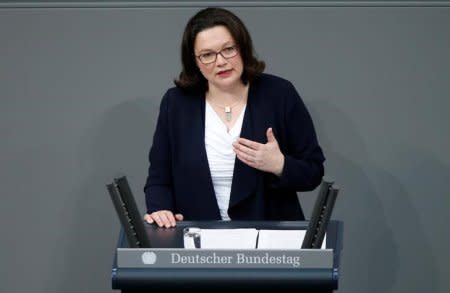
195, 45, 239, 65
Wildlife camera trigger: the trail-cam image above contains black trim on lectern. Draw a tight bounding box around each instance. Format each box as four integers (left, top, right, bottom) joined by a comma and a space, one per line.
302, 179, 340, 249
107, 176, 151, 248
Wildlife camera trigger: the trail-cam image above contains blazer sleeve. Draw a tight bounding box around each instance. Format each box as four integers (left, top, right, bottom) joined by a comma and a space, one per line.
274, 81, 325, 191
144, 91, 175, 214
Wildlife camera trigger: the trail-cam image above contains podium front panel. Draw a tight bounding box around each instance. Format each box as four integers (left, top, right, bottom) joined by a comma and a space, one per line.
111, 220, 343, 291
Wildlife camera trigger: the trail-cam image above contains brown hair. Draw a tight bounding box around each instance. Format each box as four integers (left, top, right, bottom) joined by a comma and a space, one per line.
174, 7, 265, 92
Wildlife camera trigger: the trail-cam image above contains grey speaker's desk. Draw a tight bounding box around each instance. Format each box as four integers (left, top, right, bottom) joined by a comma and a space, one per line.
111, 220, 343, 292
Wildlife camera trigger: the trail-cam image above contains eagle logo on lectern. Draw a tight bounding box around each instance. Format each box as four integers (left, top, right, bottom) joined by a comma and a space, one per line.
141, 252, 157, 264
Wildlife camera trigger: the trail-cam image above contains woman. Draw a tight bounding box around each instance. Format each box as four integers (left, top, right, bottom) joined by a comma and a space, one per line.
144, 7, 325, 228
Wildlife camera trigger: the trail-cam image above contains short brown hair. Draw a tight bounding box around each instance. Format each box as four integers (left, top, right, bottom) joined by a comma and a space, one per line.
174, 7, 265, 92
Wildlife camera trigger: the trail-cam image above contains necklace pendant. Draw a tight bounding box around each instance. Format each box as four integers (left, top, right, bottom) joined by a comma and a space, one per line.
224, 106, 232, 122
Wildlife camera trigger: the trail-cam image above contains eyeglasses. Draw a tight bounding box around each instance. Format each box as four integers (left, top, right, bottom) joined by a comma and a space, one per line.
196, 45, 238, 64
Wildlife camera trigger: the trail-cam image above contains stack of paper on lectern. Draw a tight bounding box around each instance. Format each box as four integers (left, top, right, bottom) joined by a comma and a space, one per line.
183, 228, 326, 249
200, 229, 259, 249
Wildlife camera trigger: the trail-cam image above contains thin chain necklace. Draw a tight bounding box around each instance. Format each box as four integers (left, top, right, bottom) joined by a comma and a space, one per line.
207, 99, 243, 122
206, 85, 248, 122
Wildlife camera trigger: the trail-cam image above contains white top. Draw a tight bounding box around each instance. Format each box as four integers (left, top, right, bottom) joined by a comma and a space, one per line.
204, 101, 246, 220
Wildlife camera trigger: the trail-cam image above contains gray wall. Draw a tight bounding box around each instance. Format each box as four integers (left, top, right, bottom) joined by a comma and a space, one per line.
1, 1, 449, 292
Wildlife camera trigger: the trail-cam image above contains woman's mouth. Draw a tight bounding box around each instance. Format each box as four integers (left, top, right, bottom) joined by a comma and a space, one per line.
217, 69, 232, 77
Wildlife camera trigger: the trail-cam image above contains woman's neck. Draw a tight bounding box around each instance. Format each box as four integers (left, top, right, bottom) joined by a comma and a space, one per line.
207, 83, 249, 105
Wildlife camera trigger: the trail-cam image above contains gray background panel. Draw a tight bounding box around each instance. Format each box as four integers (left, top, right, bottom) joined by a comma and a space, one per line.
1, 2, 449, 293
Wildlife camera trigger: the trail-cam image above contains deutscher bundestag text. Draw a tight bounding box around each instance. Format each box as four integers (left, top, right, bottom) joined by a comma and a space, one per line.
171, 252, 301, 267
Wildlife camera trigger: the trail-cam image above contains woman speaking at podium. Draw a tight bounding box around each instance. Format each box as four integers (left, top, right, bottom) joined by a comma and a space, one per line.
143, 7, 325, 228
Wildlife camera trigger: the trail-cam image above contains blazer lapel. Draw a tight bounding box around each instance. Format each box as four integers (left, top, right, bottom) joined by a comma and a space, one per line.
192, 95, 221, 217
228, 86, 260, 209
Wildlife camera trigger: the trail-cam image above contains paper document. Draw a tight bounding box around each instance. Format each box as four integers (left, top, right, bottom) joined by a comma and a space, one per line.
257, 230, 305, 249
182, 228, 326, 249
200, 228, 259, 249
258, 230, 326, 249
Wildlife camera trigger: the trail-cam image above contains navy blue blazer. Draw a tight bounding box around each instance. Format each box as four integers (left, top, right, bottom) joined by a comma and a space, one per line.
144, 73, 325, 221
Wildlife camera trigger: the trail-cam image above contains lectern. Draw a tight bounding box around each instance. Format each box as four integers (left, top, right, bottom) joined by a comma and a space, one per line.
110, 220, 343, 292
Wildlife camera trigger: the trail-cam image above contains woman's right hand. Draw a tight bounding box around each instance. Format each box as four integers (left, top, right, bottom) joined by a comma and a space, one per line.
144, 210, 184, 228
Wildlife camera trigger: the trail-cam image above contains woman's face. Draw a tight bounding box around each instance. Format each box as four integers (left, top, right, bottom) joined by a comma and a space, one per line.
194, 25, 244, 91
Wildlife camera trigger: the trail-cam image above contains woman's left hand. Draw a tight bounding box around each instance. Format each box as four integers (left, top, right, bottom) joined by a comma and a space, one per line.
233, 128, 285, 176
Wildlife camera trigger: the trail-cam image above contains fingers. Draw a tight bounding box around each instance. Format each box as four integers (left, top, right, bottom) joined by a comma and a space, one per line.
233, 140, 257, 159
235, 137, 261, 150
233, 129, 282, 174
143, 213, 154, 224
266, 127, 276, 142
235, 128, 277, 151
175, 214, 184, 221
233, 138, 260, 167
147, 210, 177, 228
235, 151, 257, 168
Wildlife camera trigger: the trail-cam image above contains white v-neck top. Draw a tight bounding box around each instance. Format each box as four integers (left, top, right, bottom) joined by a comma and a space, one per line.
204, 101, 247, 220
